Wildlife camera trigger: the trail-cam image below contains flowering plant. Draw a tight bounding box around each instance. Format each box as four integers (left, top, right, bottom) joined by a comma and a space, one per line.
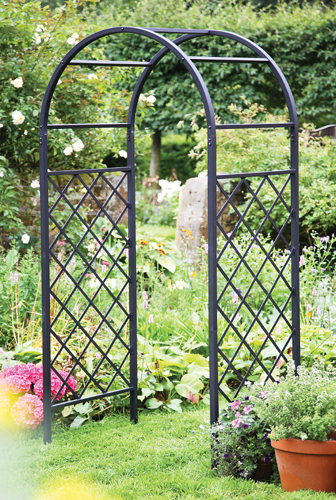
0, 362, 77, 429
211, 391, 275, 479
253, 361, 336, 442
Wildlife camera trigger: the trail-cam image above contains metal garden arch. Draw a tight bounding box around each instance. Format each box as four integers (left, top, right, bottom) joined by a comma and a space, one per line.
40, 27, 300, 444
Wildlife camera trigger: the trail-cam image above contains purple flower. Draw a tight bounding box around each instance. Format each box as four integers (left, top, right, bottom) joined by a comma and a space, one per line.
320, 236, 329, 243
262, 433, 268, 440
245, 396, 250, 401
224, 453, 230, 458
242, 423, 250, 429
263, 456, 271, 463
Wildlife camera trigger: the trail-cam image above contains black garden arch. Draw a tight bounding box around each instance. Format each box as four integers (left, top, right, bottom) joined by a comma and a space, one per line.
40, 27, 300, 444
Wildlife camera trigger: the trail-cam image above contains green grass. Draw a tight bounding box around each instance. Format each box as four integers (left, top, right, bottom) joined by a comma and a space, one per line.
2, 407, 334, 500
137, 224, 176, 241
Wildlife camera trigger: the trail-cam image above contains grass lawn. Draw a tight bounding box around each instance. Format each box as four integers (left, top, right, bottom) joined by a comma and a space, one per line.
2, 407, 334, 500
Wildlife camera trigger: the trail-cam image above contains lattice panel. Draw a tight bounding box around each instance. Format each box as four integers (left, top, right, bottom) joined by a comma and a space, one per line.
47, 170, 131, 405
216, 173, 294, 401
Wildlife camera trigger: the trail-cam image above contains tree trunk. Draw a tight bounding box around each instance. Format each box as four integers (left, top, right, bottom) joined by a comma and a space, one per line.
149, 129, 161, 177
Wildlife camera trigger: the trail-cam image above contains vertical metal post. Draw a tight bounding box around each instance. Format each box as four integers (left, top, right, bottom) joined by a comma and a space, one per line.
127, 124, 138, 423
290, 126, 300, 370
39, 129, 52, 443
208, 128, 219, 425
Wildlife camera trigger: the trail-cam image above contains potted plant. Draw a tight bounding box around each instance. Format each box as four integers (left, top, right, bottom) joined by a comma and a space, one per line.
253, 361, 336, 492
211, 391, 276, 481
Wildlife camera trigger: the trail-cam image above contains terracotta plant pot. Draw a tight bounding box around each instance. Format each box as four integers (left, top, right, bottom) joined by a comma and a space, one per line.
271, 438, 336, 493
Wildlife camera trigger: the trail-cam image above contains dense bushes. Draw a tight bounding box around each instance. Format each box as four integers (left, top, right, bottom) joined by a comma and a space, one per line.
101, 0, 336, 130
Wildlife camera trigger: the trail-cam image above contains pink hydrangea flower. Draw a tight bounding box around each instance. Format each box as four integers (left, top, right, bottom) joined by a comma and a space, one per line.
230, 400, 241, 411
0, 393, 10, 413
11, 394, 43, 429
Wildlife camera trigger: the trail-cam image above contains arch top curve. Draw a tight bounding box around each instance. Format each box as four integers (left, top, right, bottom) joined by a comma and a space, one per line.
39, 26, 217, 137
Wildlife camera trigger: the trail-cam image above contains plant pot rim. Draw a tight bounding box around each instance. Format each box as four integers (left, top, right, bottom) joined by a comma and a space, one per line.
271, 438, 336, 455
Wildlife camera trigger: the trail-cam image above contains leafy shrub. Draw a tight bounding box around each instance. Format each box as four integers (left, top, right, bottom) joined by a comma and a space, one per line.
253, 361, 336, 441
192, 101, 336, 237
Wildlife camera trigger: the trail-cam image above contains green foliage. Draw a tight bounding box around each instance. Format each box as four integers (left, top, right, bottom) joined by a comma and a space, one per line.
0, 0, 149, 175
253, 361, 336, 441
100, 0, 336, 131
211, 393, 275, 479
0, 247, 41, 347
192, 101, 336, 237
0, 159, 24, 238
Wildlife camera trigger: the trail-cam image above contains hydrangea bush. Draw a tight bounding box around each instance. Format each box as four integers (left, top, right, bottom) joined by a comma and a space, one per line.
0, 363, 77, 429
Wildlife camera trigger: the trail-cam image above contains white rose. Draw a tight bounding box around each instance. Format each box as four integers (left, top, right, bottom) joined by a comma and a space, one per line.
64, 146, 73, 156
139, 94, 146, 101
22, 234, 30, 244
87, 73, 98, 80
67, 37, 76, 45
72, 33, 79, 39
147, 95, 156, 105
10, 77, 23, 88
30, 179, 40, 189
12, 110, 25, 125
119, 150, 127, 158
72, 139, 84, 152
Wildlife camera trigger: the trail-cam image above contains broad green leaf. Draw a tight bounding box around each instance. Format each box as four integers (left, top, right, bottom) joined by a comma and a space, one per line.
183, 353, 208, 367
142, 387, 154, 398
145, 398, 163, 409
175, 374, 204, 399
156, 255, 176, 273
75, 402, 92, 414
62, 406, 74, 418
188, 363, 209, 378
70, 415, 89, 429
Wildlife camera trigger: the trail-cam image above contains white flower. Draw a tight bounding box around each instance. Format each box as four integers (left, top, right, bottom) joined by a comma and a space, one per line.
158, 179, 181, 202
139, 94, 146, 102
198, 171, 207, 178
72, 33, 79, 40
72, 139, 84, 152
30, 179, 40, 189
23, 130, 28, 135
35, 24, 45, 33
21, 234, 30, 244
0, 171, 4, 178
67, 37, 76, 45
33, 34, 42, 44
57, 79, 62, 85
146, 95, 156, 105
10, 77, 23, 88
119, 150, 127, 158
0, 124, 3, 128
199, 424, 205, 430
172, 279, 189, 290
87, 73, 98, 80
12, 110, 25, 125
63, 146, 73, 156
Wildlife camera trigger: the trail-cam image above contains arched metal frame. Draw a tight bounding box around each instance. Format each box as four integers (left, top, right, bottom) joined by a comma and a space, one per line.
40, 27, 300, 444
